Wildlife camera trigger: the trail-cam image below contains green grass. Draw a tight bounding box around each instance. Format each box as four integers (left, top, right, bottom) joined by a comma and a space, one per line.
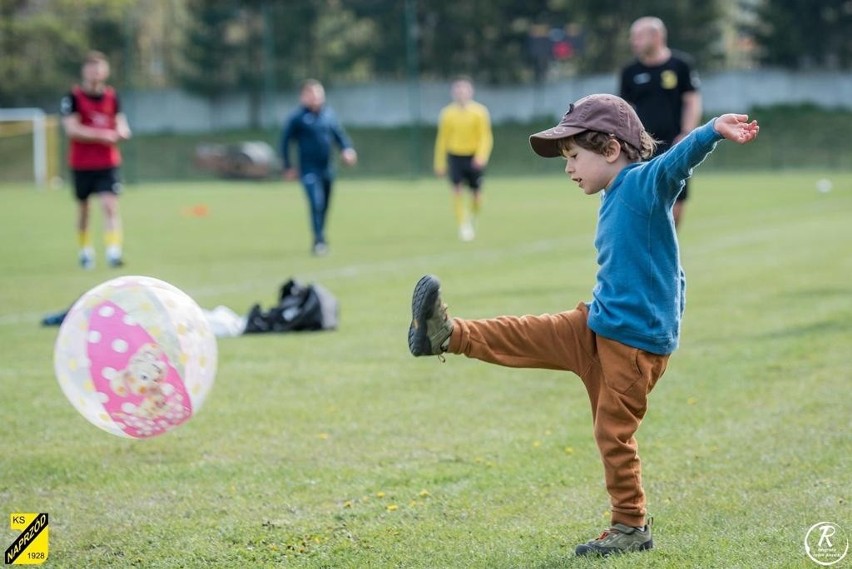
0, 170, 850, 568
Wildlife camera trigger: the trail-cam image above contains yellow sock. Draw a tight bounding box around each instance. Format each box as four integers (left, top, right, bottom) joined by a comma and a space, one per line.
104, 230, 123, 263
78, 230, 92, 250
104, 229, 123, 249
471, 194, 482, 217
453, 193, 466, 225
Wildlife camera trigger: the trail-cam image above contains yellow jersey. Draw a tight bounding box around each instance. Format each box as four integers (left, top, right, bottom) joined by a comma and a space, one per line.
433, 101, 493, 172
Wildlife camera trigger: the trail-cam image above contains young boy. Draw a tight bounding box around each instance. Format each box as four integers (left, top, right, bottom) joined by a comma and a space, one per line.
408, 94, 758, 556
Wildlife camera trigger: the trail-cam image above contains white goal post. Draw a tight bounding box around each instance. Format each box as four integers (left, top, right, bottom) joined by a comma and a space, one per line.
0, 107, 48, 187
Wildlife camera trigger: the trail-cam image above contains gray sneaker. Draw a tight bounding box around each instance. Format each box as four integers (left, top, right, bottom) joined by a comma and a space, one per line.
408, 275, 453, 357
575, 521, 653, 556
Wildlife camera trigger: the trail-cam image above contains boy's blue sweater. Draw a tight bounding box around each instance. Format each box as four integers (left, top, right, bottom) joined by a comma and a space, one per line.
587, 119, 723, 355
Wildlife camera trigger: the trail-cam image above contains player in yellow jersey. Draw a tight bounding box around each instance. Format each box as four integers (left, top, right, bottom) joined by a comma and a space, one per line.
433, 77, 493, 241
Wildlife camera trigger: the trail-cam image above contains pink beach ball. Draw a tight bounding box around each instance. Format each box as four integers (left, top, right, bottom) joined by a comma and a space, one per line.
54, 276, 217, 439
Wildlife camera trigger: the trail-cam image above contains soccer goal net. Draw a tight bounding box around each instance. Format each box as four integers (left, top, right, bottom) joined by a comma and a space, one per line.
0, 108, 60, 188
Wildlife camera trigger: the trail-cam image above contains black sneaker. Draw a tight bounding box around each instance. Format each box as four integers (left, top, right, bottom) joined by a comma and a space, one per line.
408, 275, 453, 357
575, 521, 653, 557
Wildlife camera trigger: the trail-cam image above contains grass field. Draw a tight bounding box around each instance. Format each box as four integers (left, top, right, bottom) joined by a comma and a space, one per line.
0, 169, 850, 568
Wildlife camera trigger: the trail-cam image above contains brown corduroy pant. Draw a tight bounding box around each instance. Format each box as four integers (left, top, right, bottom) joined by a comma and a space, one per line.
447, 302, 669, 528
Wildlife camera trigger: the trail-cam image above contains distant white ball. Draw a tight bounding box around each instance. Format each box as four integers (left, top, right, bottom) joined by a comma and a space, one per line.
816, 178, 833, 193
54, 276, 217, 439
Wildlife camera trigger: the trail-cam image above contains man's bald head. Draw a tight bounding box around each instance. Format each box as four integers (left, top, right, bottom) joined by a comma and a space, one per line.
629, 17, 669, 63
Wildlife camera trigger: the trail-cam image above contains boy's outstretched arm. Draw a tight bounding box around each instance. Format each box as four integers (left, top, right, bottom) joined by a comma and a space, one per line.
714, 114, 759, 144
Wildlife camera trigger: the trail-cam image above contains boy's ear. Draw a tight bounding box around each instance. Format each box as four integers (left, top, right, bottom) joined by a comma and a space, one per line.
604, 139, 622, 163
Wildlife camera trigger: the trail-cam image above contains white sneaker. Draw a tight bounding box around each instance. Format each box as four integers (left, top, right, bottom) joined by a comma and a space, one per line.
106, 246, 124, 268
459, 221, 475, 242
79, 248, 95, 270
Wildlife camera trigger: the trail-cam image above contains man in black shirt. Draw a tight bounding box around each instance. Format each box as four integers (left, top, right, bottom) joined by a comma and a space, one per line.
620, 17, 702, 229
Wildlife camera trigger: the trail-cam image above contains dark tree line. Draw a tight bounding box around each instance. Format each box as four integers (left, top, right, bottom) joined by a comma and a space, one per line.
1, 0, 850, 109
750, 0, 852, 69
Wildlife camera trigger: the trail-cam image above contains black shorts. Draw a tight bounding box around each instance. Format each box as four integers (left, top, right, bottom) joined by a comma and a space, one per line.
447, 154, 484, 191
73, 168, 121, 202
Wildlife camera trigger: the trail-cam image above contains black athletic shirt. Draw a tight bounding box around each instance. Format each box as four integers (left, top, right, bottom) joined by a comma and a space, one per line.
619, 50, 699, 148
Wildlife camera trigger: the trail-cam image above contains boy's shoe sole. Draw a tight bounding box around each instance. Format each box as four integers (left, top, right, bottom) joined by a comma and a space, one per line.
408, 274, 443, 356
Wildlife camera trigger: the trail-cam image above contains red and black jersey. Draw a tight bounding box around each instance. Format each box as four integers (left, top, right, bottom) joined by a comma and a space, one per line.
61, 86, 122, 170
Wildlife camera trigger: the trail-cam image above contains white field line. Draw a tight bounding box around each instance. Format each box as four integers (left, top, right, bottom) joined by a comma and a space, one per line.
1, 236, 583, 327
3, 220, 796, 328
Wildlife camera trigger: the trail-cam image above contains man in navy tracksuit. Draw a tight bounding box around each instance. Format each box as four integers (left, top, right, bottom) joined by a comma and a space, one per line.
280, 79, 357, 256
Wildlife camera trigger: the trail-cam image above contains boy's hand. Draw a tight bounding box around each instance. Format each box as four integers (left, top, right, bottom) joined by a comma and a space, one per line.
714, 114, 759, 144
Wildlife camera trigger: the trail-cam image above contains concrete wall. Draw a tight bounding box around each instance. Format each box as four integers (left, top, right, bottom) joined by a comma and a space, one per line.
123, 70, 852, 134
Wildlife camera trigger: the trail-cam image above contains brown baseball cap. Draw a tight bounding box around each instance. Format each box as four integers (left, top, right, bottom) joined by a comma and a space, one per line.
529, 94, 645, 158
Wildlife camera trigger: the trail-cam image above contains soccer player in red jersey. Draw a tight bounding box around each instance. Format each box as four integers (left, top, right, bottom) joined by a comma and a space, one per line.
60, 51, 132, 269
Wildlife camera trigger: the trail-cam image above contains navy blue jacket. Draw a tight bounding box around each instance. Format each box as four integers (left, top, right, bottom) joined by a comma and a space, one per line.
280, 105, 353, 175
